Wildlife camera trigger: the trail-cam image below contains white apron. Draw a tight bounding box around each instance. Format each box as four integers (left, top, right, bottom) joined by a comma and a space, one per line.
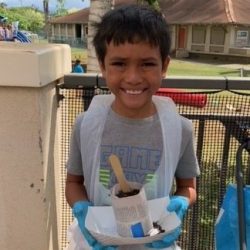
67, 95, 182, 250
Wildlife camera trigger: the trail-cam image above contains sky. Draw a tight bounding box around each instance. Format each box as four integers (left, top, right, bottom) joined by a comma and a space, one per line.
3, 0, 90, 11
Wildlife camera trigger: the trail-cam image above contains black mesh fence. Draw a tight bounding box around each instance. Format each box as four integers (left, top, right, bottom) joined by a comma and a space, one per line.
58, 83, 250, 250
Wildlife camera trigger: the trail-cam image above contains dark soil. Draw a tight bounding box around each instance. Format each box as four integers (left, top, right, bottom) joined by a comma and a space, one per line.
116, 189, 140, 198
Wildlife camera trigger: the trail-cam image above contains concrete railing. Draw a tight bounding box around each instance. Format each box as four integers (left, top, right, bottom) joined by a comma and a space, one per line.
0, 42, 71, 250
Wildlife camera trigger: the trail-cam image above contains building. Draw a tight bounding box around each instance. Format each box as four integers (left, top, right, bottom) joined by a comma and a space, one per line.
49, 8, 89, 47
49, 0, 250, 59
161, 0, 250, 59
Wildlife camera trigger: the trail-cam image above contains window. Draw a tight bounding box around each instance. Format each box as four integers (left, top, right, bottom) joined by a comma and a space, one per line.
85, 26, 88, 35
192, 26, 206, 44
67, 24, 73, 36
210, 26, 225, 45
236, 30, 249, 46
75, 24, 81, 38
237, 31, 248, 38
60, 24, 66, 36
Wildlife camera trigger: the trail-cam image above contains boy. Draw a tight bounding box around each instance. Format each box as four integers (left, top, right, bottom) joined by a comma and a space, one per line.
72, 59, 85, 73
66, 4, 200, 250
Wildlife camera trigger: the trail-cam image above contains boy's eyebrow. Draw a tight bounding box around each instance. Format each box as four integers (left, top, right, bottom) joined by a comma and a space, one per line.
141, 57, 159, 61
109, 56, 159, 61
109, 56, 126, 60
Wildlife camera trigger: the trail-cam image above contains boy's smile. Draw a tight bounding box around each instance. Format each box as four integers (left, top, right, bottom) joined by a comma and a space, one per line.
99, 41, 169, 118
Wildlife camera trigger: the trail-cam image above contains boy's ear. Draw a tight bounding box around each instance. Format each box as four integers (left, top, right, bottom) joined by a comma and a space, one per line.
162, 56, 170, 77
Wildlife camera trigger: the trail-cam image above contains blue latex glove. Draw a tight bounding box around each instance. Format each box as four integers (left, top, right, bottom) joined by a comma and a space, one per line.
146, 196, 189, 249
167, 195, 189, 221
146, 226, 181, 249
73, 201, 117, 250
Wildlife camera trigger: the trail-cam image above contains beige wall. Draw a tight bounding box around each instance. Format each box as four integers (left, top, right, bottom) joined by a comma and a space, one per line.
176, 23, 250, 57
50, 23, 88, 39
0, 42, 71, 250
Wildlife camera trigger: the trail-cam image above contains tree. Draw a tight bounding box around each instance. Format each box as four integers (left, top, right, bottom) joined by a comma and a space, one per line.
0, 7, 44, 33
55, 0, 68, 16
138, 0, 160, 10
43, 0, 69, 37
0, 2, 7, 8
43, 0, 49, 37
86, 0, 159, 73
87, 0, 113, 73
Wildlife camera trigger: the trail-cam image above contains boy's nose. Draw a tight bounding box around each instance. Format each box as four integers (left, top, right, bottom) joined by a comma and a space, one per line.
124, 66, 143, 84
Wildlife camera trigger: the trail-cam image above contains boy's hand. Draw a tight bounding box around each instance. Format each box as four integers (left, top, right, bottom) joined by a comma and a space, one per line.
145, 196, 189, 248
167, 195, 189, 221
72, 201, 117, 250
146, 226, 181, 248
72, 201, 96, 246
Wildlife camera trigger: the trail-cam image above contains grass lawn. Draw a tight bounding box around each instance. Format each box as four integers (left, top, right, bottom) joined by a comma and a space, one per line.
38, 39, 244, 77
167, 59, 241, 77
71, 47, 87, 62
71, 47, 242, 77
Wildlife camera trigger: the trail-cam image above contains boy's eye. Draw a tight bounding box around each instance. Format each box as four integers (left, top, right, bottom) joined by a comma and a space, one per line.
110, 61, 125, 67
142, 62, 157, 68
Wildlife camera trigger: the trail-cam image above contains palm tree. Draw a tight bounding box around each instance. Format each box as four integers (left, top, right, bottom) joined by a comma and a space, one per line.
138, 0, 160, 10
87, 0, 159, 73
43, 0, 67, 38
0, 2, 7, 8
43, 0, 49, 38
87, 0, 113, 72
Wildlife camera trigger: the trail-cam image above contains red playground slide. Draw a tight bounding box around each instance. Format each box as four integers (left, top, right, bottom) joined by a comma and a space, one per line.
155, 88, 207, 108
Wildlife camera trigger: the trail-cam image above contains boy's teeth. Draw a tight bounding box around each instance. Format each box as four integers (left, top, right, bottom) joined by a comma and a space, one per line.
126, 90, 142, 94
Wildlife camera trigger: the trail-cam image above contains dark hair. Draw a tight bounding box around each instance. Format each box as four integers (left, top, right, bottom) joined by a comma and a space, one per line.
93, 4, 171, 65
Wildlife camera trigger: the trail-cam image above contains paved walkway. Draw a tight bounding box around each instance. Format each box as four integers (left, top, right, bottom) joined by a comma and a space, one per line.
217, 63, 250, 70
178, 58, 250, 70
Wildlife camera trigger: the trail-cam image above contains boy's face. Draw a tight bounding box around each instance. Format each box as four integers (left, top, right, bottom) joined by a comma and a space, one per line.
99, 41, 169, 118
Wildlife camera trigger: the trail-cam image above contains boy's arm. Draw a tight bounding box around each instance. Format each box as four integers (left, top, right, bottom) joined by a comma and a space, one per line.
146, 177, 197, 248
174, 177, 197, 206
66, 173, 101, 247
65, 172, 89, 208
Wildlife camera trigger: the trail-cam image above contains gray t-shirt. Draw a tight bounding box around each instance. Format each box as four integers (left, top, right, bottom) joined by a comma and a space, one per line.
66, 109, 200, 187
100, 109, 163, 189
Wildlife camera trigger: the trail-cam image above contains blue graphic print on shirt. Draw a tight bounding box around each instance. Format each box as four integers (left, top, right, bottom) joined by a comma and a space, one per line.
100, 144, 161, 189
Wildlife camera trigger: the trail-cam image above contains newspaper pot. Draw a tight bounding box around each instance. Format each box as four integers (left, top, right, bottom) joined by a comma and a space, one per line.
111, 182, 153, 238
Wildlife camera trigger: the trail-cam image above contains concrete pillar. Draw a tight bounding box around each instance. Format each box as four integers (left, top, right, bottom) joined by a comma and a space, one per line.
186, 25, 192, 51
170, 25, 176, 52
205, 25, 211, 52
0, 42, 71, 250
228, 25, 236, 48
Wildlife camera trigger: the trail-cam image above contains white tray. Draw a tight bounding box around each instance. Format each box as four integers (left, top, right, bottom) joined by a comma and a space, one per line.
85, 197, 181, 246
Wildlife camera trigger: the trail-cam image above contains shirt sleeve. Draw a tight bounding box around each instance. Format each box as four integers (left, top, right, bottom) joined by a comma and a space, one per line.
175, 117, 200, 179
66, 113, 84, 175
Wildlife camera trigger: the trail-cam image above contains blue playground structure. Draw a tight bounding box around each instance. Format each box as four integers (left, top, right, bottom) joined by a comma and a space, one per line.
14, 30, 31, 43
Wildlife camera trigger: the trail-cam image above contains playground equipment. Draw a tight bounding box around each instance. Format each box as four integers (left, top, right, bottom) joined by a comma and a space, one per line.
0, 16, 31, 43
155, 88, 207, 108
14, 30, 31, 43
11, 21, 31, 43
